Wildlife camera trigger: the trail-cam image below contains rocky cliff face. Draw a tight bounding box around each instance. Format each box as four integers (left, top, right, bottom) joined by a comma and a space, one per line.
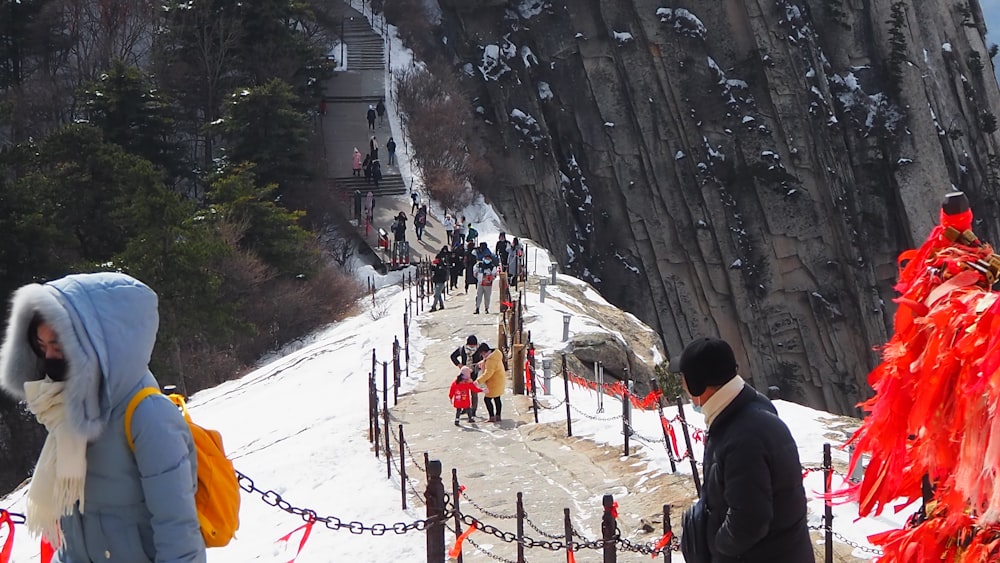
435, 0, 1000, 414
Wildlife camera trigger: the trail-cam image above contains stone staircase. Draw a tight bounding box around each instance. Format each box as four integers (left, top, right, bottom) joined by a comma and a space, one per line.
344, 19, 384, 71
332, 174, 406, 196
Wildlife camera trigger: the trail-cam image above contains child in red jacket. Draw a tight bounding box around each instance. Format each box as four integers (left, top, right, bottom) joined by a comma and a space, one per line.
449, 367, 485, 426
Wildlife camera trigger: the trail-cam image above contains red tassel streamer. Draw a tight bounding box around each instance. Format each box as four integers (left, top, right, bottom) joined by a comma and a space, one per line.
449, 521, 477, 559
277, 516, 316, 563
651, 531, 673, 558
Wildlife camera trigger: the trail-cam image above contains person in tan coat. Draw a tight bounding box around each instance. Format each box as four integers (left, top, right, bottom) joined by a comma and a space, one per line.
475, 343, 507, 423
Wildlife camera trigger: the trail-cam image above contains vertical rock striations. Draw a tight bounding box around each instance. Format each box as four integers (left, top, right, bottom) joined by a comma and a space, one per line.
437, 0, 1000, 414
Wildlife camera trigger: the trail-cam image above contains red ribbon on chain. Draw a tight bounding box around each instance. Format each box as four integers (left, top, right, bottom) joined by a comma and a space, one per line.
661, 416, 681, 458
449, 521, 477, 559
277, 515, 316, 563
0, 510, 12, 563
652, 531, 673, 558
524, 361, 532, 393
606, 501, 619, 519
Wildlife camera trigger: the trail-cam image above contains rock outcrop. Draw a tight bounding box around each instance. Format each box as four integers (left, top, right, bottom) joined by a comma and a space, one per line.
436, 0, 1000, 415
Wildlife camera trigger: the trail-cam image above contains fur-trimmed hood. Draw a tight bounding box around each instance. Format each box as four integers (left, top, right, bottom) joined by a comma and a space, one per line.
0, 273, 159, 440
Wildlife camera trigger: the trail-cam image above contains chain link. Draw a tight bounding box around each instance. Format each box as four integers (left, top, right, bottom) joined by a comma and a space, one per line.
236, 471, 448, 533
0, 509, 26, 525
459, 488, 517, 520
569, 402, 622, 421
456, 512, 615, 552
522, 511, 565, 540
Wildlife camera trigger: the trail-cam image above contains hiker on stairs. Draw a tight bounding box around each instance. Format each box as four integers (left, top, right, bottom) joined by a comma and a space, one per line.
475, 342, 507, 423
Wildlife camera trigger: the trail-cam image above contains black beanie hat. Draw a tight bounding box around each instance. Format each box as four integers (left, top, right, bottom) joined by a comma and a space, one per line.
476, 342, 491, 354
669, 337, 738, 397
466, 335, 478, 345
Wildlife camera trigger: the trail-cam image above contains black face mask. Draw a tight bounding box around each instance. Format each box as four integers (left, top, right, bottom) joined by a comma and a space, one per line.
44, 358, 68, 382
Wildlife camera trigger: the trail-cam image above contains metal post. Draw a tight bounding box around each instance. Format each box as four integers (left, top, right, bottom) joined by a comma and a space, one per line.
425, 460, 446, 562
341, 18, 345, 63
602, 494, 617, 563
516, 492, 525, 562
383, 362, 391, 477
373, 376, 380, 459
663, 505, 672, 563
562, 354, 572, 437
368, 371, 375, 444
652, 378, 678, 473
623, 379, 632, 457
824, 443, 834, 563
596, 361, 604, 413
564, 508, 573, 560
404, 310, 410, 381
549, 263, 557, 285
393, 338, 400, 405
452, 469, 464, 563
542, 357, 552, 395
676, 396, 702, 496
399, 425, 407, 509
562, 314, 571, 341
529, 344, 539, 424
539, 279, 546, 302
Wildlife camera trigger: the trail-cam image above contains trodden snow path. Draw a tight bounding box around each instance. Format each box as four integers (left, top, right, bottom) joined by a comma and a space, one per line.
389, 282, 695, 562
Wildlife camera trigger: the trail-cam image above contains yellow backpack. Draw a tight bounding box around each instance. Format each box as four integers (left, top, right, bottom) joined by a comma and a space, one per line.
125, 387, 241, 548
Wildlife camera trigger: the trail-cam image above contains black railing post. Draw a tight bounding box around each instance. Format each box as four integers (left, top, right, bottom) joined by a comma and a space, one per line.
663, 504, 672, 563
602, 494, 617, 563
368, 371, 375, 444
383, 362, 391, 478
425, 460, 446, 563
562, 353, 572, 437
824, 443, 834, 563
529, 343, 539, 424
651, 379, 678, 473
399, 425, 407, 510
564, 508, 573, 560
516, 492, 525, 562
452, 469, 464, 563
675, 396, 701, 496
622, 380, 631, 457
393, 337, 401, 405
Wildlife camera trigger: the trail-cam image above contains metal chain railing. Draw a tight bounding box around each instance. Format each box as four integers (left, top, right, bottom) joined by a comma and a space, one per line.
459, 488, 517, 520
569, 402, 622, 421
236, 470, 449, 533
522, 511, 565, 540
455, 512, 613, 552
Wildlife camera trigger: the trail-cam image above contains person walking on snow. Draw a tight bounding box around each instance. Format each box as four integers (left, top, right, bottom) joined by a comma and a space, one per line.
410, 190, 420, 214
495, 232, 511, 270
0, 272, 205, 562
369, 135, 379, 160
508, 236, 524, 288
475, 342, 507, 423
449, 367, 485, 425
376, 98, 386, 126
463, 241, 478, 294
453, 219, 466, 249
371, 158, 383, 190
386, 137, 397, 165
366, 105, 376, 131
391, 212, 407, 242
352, 147, 362, 176
674, 337, 814, 563
473, 254, 498, 314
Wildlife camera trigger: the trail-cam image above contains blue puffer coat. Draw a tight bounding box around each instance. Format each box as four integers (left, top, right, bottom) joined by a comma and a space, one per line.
0, 272, 205, 562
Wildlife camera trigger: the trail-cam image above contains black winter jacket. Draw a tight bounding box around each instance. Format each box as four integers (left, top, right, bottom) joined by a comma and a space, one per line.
699, 384, 814, 563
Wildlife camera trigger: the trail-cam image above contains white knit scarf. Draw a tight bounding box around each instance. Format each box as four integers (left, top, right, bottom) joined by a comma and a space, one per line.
701, 376, 746, 428
23, 379, 88, 548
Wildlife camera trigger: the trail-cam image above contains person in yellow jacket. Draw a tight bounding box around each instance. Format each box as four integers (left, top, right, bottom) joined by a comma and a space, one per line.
475, 342, 507, 423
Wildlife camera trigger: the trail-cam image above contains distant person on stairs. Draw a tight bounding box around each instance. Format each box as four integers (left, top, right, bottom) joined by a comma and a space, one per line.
371, 158, 382, 190
369, 135, 379, 160
452, 218, 466, 248
366, 105, 376, 131
363, 153, 372, 183
473, 254, 497, 314
508, 237, 523, 289
475, 343, 507, 423
443, 213, 455, 244
352, 148, 362, 176
376, 98, 386, 125
449, 246, 464, 290
410, 190, 420, 214
386, 137, 397, 165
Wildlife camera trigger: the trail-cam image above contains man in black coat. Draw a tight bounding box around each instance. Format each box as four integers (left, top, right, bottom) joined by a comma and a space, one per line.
673, 337, 815, 563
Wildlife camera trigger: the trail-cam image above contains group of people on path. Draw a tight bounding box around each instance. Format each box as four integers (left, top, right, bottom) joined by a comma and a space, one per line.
448, 334, 507, 425
353, 100, 396, 189
428, 232, 523, 314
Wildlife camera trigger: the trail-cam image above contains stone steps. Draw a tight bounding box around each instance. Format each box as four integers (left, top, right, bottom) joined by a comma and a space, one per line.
333, 175, 406, 196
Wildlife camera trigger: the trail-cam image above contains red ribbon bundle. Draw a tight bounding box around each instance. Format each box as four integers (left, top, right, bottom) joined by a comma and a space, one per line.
847, 207, 1000, 560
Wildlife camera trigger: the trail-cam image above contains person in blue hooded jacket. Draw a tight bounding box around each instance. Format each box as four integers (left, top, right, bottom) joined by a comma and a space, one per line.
0, 272, 205, 562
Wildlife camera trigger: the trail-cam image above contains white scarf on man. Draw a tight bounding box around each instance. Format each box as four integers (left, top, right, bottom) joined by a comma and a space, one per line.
23, 378, 88, 548
701, 375, 746, 428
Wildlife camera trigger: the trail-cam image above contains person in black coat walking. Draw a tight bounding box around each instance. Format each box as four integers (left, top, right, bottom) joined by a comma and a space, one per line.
366, 105, 376, 131
376, 98, 386, 125
673, 337, 815, 563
